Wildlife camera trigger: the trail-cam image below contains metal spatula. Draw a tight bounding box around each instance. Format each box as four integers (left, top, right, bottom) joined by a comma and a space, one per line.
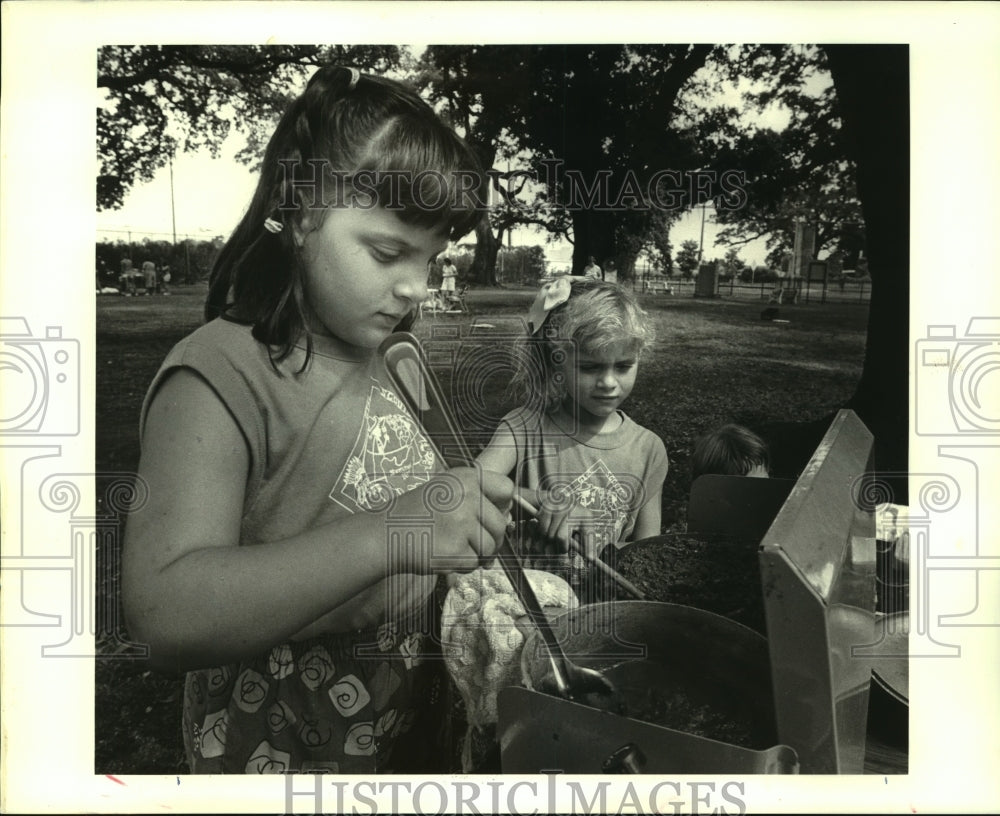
379, 331, 618, 703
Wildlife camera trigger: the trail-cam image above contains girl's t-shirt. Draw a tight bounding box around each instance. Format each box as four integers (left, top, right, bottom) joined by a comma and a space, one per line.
496, 406, 669, 548
140, 317, 440, 633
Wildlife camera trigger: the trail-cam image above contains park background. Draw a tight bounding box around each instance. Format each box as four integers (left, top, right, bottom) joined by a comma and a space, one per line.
93, 37, 903, 775
1, 3, 1000, 812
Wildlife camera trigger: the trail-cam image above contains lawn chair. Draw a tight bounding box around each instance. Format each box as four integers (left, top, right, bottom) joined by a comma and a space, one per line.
418, 289, 447, 319
443, 284, 470, 313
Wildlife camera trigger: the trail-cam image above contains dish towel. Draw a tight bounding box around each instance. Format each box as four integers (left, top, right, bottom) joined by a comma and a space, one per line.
441, 566, 578, 771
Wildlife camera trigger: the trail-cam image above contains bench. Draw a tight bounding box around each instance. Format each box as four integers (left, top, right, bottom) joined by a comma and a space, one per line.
644, 279, 673, 295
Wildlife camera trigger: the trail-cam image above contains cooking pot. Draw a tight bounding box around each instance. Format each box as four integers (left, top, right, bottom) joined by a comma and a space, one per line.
603, 532, 769, 635
867, 610, 908, 754
500, 600, 798, 774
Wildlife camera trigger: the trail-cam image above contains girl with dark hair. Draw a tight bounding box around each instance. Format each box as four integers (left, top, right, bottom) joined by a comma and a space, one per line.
124, 66, 510, 774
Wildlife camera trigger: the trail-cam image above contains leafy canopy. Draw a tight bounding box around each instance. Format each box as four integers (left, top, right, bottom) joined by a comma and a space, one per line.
97, 45, 401, 210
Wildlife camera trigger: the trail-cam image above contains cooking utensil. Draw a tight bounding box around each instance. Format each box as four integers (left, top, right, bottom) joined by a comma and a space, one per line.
379, 331, 618, 703
567, 537, 648, 600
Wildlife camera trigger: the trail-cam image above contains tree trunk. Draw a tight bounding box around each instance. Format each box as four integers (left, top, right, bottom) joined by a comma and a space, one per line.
824, 44, 909, 504
467, 138, 501, 287
570, 209, 616, 275
469, 217, 499, 287
616, 247, 640, 284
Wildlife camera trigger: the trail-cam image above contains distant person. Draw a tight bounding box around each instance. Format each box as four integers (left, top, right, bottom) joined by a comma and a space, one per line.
142, 260, 156, 295
160, 264, 172, 295
120, 258, 136, 296
583, 255, 602, 280
691, 423, 770, 480
440, 256, 458, 295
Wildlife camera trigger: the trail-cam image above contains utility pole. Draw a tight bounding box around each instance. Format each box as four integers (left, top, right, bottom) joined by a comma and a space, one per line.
697, 201, 707, 267
507, 159, 513, 249
169, 153, 177, 245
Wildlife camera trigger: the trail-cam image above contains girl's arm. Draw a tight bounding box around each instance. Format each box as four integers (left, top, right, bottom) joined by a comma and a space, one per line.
478, 421, 575, 560
124, 369, 511, 673
629, 486, 663, 541
628, 436, 669, 541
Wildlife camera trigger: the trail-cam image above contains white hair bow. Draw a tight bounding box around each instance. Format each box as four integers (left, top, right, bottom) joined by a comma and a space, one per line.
527, 275, 574, 334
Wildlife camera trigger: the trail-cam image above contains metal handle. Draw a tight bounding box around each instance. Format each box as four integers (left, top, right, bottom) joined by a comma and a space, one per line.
494, 537, 572, 698
602, 743, 646, 774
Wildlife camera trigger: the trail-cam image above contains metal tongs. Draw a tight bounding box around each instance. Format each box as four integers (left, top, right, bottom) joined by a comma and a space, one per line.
379, 331, 617, 702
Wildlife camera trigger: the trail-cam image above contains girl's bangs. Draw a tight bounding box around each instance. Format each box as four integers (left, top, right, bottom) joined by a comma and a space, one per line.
578, 330, 644, 358
563, 291, 654, 357
356, 119, 487, 238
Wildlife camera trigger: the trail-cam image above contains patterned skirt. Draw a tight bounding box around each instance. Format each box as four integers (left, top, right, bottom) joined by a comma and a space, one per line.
182, 612, 448, 774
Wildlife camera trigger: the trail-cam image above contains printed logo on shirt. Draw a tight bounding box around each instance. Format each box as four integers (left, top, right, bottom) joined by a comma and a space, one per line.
563, 459, 631, 541
330, 384, 437, 512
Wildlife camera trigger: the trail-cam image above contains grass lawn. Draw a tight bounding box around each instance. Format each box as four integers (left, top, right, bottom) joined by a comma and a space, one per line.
95, 283, 869, 773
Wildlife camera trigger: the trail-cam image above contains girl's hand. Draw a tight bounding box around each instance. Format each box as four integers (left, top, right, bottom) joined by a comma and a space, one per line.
510, 487, 575, 568
515, 490, 610, 565
534, 486, 579, 552
390, 466, 514, 575
511, 518, 564, 569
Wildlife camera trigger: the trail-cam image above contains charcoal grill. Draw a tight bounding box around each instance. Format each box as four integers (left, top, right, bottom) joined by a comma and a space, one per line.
498, 410, 882, 774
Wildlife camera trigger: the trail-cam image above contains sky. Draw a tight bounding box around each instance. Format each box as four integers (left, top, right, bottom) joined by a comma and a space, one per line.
94, 136, 770, 269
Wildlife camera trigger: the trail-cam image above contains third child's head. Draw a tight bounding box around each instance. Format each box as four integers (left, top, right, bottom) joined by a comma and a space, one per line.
208, 65, 487, 359
517, 278, 655, 424
691, 424, 770, 480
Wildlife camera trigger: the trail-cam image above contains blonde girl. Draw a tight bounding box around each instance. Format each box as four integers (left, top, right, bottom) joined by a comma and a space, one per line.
477, 277, 668, 587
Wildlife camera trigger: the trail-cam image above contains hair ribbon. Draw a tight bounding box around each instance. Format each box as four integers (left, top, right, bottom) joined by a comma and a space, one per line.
527, 275, 573, 334
263, 217, 283, 234
347, 67, 360, 90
